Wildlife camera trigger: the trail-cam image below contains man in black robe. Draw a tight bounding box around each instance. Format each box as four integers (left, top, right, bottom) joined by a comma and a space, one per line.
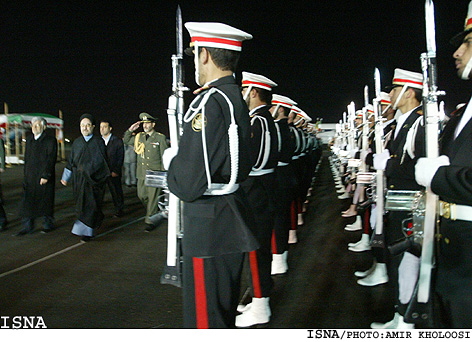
16, 117, 57, 235
61, 114, 110, 241
0, 138, 6, 232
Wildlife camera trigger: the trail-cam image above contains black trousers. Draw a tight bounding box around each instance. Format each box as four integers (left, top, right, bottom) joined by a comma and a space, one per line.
182, 253, 245, 328
107, 175, 124, 212
242, 174, 276, 298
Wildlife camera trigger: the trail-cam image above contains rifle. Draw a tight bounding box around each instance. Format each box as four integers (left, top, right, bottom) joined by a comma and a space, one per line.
160, 5, 189, 287
404, 0, 445, 325
360, 86, 370, 172
371, 69, 386, 249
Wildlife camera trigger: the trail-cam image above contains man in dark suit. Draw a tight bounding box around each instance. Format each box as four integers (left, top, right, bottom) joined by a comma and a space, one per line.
100, 120, 124, 217
371, 68, 425, 329
415, 2, 472, 327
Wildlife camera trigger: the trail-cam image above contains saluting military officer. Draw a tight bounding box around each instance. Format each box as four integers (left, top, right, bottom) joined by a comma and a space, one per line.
123, 112, 168, 231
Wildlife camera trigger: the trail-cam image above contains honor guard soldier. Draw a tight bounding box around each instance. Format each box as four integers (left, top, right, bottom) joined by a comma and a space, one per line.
354, 94, 395, 286
124, 113, 168, 231
269, 94, 297, 275
164, 22, 259, 328
414, 1, 472, 327
236, 71, 279, 327
371, 69, 425, 329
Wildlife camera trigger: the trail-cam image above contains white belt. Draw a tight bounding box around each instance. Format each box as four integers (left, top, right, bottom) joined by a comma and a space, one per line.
249, 168, 274, 177
204, 183, 239, 196
439, 201, 472, 221
277, 162, 289, 167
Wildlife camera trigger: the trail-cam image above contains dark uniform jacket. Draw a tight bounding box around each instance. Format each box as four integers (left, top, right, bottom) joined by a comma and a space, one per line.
385, 107, 425, 191
430, 103, 472, 308
167, 76, 259, 258
242, 105, 279, 224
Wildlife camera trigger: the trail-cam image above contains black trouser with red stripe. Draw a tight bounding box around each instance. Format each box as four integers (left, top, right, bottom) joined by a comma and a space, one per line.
182, 253, 245, 328
241, 174, 277, 298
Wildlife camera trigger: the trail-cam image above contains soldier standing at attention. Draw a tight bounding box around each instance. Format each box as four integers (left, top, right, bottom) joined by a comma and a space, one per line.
164, 22, 259, 328
415, 1, 472, 328
124, 113, 168, 231
236, 71, 279, 327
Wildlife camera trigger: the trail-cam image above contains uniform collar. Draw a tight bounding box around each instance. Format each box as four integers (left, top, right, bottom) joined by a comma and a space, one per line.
193, 75, 236, 95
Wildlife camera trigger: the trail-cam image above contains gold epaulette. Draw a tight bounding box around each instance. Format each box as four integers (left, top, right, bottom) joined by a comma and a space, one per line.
134, 132, 145, 156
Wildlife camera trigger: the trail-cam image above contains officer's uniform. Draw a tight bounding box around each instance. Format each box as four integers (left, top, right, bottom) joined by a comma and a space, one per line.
270, 95, 297, 273
420, 4, 472, 326
166, 23, 258, 329
235, 72, 280, 327
123, 113, 168, 228
373, 69, 425, 328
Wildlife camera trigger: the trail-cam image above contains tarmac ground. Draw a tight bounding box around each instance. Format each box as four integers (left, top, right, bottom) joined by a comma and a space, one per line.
0, 149, 395, 330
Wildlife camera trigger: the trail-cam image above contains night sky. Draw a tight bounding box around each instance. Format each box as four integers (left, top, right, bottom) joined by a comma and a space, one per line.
2, 0, 471, 139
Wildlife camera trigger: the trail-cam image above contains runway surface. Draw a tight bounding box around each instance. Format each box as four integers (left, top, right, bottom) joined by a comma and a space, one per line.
0, 150, 395, 329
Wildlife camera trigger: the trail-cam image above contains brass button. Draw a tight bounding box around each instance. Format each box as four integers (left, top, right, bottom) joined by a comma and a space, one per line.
390, 185, 394, 189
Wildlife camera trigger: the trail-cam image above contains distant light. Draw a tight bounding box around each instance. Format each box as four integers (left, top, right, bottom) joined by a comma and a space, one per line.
65, 138, 70, 143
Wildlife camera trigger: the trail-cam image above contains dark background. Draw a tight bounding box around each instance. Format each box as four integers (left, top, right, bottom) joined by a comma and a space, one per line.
2, 0, 471, 139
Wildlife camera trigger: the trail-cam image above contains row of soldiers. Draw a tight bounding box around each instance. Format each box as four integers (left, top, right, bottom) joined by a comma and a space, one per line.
328, 1, 472, 328
160, 22, 323, 328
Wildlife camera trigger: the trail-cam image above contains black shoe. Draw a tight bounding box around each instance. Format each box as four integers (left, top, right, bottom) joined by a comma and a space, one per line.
41, 227, 56, 234
81, 236, 94, 242
144, 223, 156, 232
15, 228, 31, 236
113, 210, 124, 218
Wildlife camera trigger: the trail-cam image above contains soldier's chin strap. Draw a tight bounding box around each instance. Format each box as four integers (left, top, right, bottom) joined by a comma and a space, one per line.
461, 56, 472, 80
382, 104, 392, 116
194, 43, 202, 87
243, 85, 253, 102
392, 85, 409, 110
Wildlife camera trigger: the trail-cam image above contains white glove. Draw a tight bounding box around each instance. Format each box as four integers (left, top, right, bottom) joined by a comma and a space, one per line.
162, 147, 179, 170
415, 155, 450, 188
373, 149, 391, 171
348, 148, 359, 158
360, 148, 371, 162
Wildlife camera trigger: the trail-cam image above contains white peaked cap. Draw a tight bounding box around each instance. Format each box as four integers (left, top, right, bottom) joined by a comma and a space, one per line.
380, 92, 391, 105
271, 94, 297, 108
451, 1, 472, 46
242, 71, 277, 91
185, 22, 252, 51
391, 68, 423, 90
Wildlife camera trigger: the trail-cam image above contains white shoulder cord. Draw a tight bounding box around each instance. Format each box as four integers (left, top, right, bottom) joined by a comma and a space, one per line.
402, 115, 423, 163
250, 115, 271, 171
290, 126, 301, 153
300, 129, 307, 154
184, 87, 239, 196
274, 121, 282, 153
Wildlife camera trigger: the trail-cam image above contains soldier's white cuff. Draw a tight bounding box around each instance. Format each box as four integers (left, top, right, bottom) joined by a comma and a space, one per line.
163, 147, 179, 170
